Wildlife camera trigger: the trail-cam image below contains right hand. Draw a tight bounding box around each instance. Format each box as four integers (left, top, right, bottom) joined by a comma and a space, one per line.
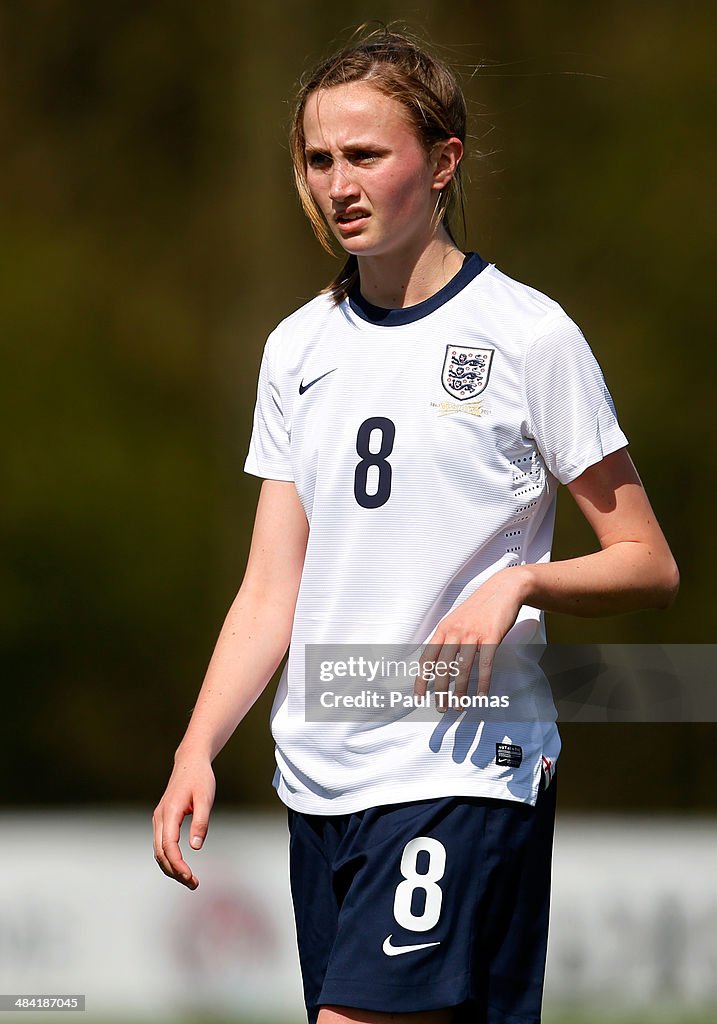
152, 756, 216, 890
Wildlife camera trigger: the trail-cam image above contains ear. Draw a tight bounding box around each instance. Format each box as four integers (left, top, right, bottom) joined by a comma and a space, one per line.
431, 137, 463, 190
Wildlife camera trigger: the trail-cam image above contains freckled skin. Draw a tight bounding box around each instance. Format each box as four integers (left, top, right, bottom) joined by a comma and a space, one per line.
303, 81, 464, 308
303, 82, 442, 261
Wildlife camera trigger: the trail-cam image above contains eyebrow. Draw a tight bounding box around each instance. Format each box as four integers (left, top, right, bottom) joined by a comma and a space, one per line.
304, 141, 390, 155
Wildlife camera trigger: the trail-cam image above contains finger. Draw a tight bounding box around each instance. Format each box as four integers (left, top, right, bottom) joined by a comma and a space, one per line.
189, 803, 211, 851
155, 807, 199, 889
477, 642, 498, 696
152, 809, 173, 876
451, 643, 478, 699
163, 842, 199, 890
432, 639, 460, 713
415, 636, 442, 698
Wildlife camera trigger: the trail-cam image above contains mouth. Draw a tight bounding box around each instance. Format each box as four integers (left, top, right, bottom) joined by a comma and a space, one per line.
335, 210, 369, 232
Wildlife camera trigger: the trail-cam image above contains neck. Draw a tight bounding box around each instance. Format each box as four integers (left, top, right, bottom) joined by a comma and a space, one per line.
355, 233, 465, 309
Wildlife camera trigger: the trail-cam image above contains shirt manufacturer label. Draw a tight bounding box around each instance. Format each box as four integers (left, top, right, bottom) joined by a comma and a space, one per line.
496, 742, 523, 767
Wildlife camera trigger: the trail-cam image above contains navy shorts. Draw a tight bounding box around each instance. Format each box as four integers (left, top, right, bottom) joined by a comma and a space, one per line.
288, 778, 556, 1024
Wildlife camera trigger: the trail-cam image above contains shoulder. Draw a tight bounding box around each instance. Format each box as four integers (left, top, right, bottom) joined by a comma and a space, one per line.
265, 292, 341, 355
483, 265, 610, 377
258, 291, 348, 389
477, 264, 569, 332
453, 261, 582, 368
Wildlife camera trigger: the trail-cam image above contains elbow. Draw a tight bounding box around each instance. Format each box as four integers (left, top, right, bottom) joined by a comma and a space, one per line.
653, 556, 680, 610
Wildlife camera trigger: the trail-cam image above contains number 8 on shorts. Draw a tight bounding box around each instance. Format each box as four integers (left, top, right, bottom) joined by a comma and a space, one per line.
393, 837, 446, 932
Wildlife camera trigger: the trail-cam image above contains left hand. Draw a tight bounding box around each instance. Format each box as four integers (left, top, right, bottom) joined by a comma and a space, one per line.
416, 566, 529, 710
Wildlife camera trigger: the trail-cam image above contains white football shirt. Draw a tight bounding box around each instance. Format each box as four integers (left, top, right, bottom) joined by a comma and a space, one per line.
245, 255, 628, 813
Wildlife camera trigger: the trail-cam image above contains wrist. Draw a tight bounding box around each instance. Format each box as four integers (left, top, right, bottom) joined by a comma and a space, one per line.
174, 738, 214, 766
511, 562, 539, 607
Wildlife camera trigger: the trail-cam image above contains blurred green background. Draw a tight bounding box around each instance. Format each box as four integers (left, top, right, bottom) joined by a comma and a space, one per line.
2, 0, 715, 811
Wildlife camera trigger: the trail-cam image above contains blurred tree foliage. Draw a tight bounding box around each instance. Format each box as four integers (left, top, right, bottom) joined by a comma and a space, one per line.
1, 1, 714, 808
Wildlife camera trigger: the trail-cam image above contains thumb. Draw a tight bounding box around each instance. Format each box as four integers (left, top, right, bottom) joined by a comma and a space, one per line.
189, 809, 210, 850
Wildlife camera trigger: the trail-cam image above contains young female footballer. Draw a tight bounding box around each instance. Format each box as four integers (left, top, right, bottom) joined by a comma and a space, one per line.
153, 26, 678, 1024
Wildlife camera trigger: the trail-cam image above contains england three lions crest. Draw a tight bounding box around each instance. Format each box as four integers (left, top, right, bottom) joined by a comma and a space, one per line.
441, 345, 494, 401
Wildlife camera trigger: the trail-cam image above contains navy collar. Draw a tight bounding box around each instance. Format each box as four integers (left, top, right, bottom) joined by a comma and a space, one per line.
347, 252, 488, 326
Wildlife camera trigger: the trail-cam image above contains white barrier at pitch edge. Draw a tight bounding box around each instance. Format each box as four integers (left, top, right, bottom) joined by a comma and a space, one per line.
546, 815, 717, 1007
0, 812, 715, 1019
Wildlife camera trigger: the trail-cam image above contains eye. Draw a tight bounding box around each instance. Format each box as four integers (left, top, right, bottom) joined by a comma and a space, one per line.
351, 150, 378, 164
307, 151, 331, 169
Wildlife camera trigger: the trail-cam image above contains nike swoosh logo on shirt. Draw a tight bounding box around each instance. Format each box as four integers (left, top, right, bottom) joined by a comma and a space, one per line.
382, 934, 441, 957
298, 368, 338, 395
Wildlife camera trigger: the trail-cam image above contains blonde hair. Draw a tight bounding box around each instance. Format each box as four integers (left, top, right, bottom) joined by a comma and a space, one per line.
289, 25, 467, 304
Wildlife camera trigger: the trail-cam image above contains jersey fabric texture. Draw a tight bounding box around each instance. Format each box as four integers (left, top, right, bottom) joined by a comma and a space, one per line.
245, 254, 628, 814
289, 780, 556, 1024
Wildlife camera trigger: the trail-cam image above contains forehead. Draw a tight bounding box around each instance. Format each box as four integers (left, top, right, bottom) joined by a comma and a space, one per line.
303, 81, 416, 146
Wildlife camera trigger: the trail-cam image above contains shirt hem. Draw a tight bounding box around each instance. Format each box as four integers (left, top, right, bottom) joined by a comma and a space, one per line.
243, 457, 294, 481
274, 774, 540, 815
319, 969, 471, 1013
558, 430, 628, 485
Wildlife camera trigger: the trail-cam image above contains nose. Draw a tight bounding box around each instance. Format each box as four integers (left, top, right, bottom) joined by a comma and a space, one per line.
328, 160, 358, 202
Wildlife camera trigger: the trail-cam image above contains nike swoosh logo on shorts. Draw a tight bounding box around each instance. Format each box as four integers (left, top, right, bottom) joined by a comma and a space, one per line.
382, 934, 441, 957
298, 368, 337, 394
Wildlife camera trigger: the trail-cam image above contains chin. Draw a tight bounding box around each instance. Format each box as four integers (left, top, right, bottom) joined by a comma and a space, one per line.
333, 229, 369, 247
328, 226, 376, 253
335, 236, 387, 259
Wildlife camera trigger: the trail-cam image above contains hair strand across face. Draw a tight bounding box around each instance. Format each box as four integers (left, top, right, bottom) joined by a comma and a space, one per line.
289, 25, 468, 303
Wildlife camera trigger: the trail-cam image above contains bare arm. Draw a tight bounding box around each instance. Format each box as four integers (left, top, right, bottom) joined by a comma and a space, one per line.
419, 449, 679, 700
152, 479, 308, 888
521, 448, 679, 615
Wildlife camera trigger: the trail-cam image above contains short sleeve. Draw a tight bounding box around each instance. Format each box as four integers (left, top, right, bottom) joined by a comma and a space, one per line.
524, 313, 628, 484
244, 337, 294, 481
